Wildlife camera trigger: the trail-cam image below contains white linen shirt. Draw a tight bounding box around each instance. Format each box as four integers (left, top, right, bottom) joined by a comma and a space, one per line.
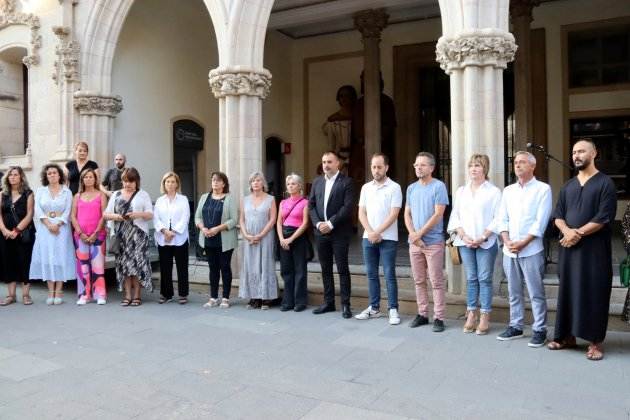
153, 193, 190, 246
358, 178, 402, 241
105, 189, 153, 235
495, 177, 552, 258
447, 181, 501, 249
320, 170, 340, 229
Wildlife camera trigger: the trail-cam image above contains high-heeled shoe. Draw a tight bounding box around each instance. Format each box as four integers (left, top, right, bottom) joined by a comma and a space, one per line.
463, 310, 477, 333
476, 312, 490, 335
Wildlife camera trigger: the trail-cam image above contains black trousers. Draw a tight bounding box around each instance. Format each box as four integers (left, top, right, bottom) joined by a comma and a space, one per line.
206, 247, 234, 299
316, 233, 351, 306
279, 227, 308, 307
158, 242, 189, 298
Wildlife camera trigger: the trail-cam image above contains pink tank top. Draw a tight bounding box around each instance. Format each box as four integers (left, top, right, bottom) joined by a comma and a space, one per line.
280, 196, 308, 228
77, 196, 105, 237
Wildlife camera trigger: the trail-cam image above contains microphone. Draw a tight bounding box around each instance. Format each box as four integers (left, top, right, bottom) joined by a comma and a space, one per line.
526, 142, 545, 152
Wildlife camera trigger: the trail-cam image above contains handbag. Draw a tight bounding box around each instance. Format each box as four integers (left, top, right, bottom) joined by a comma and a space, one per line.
445, 232, 462, 265
7, 195, 33, 244
620, 255, 630, 288
109, 190, 138, 255
280, 198, 314, 261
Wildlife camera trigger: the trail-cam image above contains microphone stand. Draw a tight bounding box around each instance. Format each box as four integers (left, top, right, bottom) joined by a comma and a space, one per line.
528, 144, 574, 172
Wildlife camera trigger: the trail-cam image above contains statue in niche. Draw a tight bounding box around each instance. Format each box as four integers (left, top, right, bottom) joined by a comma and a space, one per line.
350, 71, 397, 182
322, 85, 358, 172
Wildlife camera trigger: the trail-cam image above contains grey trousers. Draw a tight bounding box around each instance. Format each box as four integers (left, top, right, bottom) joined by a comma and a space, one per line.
503, 251, 547, 332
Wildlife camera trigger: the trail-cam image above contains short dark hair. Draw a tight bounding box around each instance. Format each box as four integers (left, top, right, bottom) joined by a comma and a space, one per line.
121, 167, 141, 190
40, 163, 65, 186
322, 150, 340, 160
211, 171, 230, 194
371, 153, 389, 165
336, 85, 358, 102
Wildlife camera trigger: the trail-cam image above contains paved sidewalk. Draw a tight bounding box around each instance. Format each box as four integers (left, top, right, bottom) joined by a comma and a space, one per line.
0, 286, 629, 420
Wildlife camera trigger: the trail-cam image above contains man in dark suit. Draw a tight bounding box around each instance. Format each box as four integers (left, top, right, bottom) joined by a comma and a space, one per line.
309, 151, 355, 318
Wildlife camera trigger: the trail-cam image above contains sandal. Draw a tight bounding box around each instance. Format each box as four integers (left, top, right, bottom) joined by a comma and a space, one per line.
130, 299, 142, 307
120, 298, 131, 307
178, 297, 188, 305
547, 337, 577, 350
22, 295, 33, 306
0, 296, 16, 306
586, 343, 604, 361
158, 296, 172, 304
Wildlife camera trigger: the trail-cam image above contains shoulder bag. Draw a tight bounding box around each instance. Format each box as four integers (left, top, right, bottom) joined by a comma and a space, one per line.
109, 190, 138, 255
445, 232, 462, 265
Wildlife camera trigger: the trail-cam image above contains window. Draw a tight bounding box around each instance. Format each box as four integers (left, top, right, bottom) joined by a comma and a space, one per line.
570, 116, 630, 198
568, 24, 630, 88
0, 47, 29, 156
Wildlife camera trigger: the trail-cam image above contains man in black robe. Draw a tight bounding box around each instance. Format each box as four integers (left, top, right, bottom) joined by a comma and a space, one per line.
548, 139, 617, 360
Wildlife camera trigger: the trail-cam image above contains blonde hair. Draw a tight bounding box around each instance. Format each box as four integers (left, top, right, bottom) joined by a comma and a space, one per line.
75, 141, 89, 153
468, 154, 490, 179
248, 171, 268, 193
160, 171, 181, 194
285, 173, 304, 194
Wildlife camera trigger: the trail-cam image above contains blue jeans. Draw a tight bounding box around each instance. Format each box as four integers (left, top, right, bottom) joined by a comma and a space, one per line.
362, 239, 398, 310
459, 243, 498, 313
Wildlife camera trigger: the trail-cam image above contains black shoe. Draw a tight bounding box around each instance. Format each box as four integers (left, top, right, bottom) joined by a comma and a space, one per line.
294, 304, 307, 312
280, 305, 294, 312
312, 303, 335, 315
496, 326, 524, 341
432, 318, 445, 332
408, 314, 429, 328
528, 330, 547, 348
342, 305, 352, 319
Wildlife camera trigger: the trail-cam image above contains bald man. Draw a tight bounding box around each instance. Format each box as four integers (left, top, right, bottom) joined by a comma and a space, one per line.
101, 153, 127, 197
548, 139, 617, 361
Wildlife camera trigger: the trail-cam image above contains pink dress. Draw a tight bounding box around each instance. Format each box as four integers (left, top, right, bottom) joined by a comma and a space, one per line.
73, 195, 107, 301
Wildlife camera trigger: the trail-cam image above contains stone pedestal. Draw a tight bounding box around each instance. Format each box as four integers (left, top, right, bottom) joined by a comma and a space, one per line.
436, 0, 516, 293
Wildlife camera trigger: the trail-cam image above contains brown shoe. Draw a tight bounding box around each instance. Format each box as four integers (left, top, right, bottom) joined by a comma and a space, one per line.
463, 310, 477, 333
476, 312, 490, 335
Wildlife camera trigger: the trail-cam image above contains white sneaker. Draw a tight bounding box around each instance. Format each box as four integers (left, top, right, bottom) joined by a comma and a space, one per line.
53, 297, 63, 305
76, 297, 88, 305
203, 298, 219, 308
354, 306, 383, 320
96, 298, 106, 305
388, 308, 401, 325
46, 297, 54, 305
219, 298, 230, 308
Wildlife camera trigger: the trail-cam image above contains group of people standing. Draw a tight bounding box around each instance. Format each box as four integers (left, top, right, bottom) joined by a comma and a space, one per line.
1, 139, 628, 361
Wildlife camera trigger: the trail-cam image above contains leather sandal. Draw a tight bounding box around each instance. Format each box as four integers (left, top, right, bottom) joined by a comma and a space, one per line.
0, 296, 16, 306
547, 337, 577, 350
463, 310, 477, 333
586, 343, 604, 361
130, 298, 142, 307
476, 313, 490, 335
120, 298, 131, 307
22, 295, 33, 305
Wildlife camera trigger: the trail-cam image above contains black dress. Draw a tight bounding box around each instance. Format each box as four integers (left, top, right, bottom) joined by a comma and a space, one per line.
66, 160, 98, 195
0, 190, 35, 283
553, 172, 617, 343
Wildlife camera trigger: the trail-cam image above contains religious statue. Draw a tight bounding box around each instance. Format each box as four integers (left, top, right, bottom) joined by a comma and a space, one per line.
322, 85, 358, 172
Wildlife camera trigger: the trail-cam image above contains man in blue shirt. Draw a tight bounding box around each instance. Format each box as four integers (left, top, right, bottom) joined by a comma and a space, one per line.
404, 152, 449, 332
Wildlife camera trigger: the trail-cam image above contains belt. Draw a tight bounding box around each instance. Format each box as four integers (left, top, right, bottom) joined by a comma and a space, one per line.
46, 211, 58, 218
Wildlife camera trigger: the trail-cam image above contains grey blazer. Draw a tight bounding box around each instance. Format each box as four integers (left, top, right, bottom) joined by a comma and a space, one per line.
194, 192, 238, 252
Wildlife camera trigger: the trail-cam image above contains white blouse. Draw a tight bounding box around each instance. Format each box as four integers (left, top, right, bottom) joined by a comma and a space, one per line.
447, 181, 501, 249
153, 193, 190, 247
105, 189, 153, 234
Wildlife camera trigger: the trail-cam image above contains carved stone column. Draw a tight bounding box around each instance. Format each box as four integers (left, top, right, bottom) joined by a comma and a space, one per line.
73, 92, 123, 167
510, 0, 540, 152
354, 9, 388, 180
208, 67, 272, 200
436, 0, 516, 294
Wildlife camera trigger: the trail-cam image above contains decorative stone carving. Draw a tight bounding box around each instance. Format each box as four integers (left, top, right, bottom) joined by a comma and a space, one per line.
73, 92, 123, 117
0, 0, 42, 67
435, 30, 517, 74
208, 68, 272, 99
52, 26, 80, 84
353, 9, 389, 40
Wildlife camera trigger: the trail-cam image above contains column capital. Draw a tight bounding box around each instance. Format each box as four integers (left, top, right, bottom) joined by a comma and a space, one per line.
353, 8, 388, 40
0, 0, 42, 67
208, 67, 272, 99
509, 0, 541, 22
436, 30, 517, 74
73, 91, 123, 117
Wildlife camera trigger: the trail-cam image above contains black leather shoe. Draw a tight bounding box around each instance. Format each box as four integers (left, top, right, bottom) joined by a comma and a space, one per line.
312, 303, 335, 315
280, 305, 294, 312
342, 305, 352, 319
294, 304, 307, 312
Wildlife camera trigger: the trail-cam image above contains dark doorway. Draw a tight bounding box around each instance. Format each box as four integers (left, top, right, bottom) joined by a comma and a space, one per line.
265, 137, 285, 203
173, 119, 204, 247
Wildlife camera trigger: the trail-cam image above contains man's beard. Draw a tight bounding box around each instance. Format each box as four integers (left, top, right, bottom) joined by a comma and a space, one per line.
574, 158, 591, 171
116, 163, 125, 169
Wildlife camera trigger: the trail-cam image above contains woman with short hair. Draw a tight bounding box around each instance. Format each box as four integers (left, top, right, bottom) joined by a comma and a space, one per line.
239, 171, 278, 310
30, 163, 76, 304
70, 168, 108, 305
447, 154, 501, 334
154, 172, 190, 304
103, 167, 153, 306
0, 167, 35, 305
195, 171, 238, 308
66, 141, 99, 195
276, 173, 310, 312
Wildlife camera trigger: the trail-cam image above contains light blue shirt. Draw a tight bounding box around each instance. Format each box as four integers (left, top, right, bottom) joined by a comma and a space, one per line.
406, 179, 449, 245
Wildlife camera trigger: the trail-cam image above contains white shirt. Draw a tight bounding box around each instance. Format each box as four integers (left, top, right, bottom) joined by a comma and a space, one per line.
358, 178, 402, 241
495, 177, 552, 258
153, 193, 190, 246
447, 181, 501, 249
105, 189, 153, 234
320, 170, 339, 229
